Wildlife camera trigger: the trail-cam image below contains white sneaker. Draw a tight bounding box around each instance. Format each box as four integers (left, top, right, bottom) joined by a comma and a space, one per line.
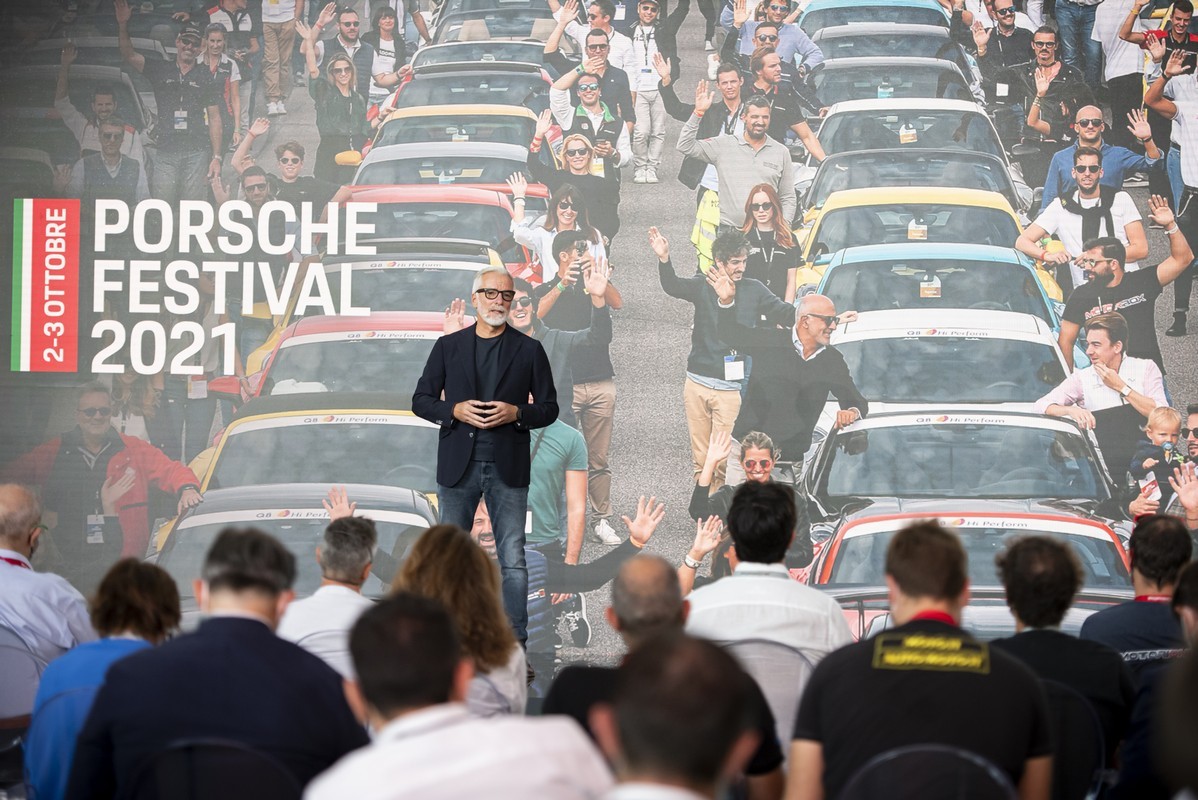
705, 39, 715, 51
645, 168, 658, 184
266, 101, 279, 115
275, 101, 287, 115
589, 519, 621, 545
633, 168, 647, 184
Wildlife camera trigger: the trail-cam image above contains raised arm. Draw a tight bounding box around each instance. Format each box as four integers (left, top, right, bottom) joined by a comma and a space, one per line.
1118, 0, 1149, 45
655, 54, 695, 120
1147, 194, 1196, 285
114, 0, 146, 72
676, 82, 719, 162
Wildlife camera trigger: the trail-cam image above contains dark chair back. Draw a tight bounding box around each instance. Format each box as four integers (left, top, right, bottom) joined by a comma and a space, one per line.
839, 744, 1017, 800
128, 739, 302, 800
1042, 679, 1106, 800
722, 638, 816, 765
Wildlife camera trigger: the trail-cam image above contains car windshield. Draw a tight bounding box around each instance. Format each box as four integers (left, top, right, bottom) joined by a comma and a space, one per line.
812, 64, 971, 105
160, 515, 426, 601
818, 110, 1003, 159
413, 42, 546, 66
355, 154, 524, 186
821, 260, 1052, 322
264, 337, 438, 396
208, 420, 438, 494
394, 72, 547, 109
823, 424, 1107, 500
800, 6, 947, 35
354, 203, 520, 261
838, 337, 1064, 402
434, 10, 561, 42
294, 265, 478, 318
810, 204, 1020, 254
819, 32, 956, 60
827, 528, 1129, 588
375, 114, 535, 147
807, 154, 1013, 208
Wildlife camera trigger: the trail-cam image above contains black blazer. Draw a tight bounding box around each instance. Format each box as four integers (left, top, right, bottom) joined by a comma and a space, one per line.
66, 617, 369, 799
412, 324, 558, 488
717, 307, 868, 461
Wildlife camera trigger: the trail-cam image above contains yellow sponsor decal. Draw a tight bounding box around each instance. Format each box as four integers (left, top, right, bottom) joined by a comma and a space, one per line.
872, 632, 991, 673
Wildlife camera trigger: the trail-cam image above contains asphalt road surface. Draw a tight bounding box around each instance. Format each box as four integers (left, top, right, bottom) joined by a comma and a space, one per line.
254, 12, 1198, 675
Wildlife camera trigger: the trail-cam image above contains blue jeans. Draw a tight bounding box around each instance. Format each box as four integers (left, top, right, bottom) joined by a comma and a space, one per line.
1169, 144, 1184, 208
151, 146, 210, 205
1056, 1, 1102, 87
439, 460, 529, 643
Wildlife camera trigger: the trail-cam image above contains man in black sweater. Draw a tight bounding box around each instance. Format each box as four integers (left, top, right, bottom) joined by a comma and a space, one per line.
993, 535, 1135, 762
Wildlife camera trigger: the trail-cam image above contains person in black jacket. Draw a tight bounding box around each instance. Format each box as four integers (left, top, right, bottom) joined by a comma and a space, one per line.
526, 110, 621, 243
412, 266, 559, 643
656, 54, 744, 202
993, 535, 1136, 763
711, 278, 867, 463
651, 227, 795, 492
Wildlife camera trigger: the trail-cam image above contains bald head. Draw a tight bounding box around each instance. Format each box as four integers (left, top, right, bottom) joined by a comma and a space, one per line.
0, 484, 43, 557
796, 293, 834, 319
1074, 106, 1105, 143
796, 293, 838, 350
610, 555, 685, 646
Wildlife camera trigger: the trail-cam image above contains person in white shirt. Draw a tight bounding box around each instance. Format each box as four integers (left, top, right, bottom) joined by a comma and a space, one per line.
685, 481, 853, 662
549, 0, 634, 71
591, 635, 762, 800
1092, 0, 1147, 151
277, 489, 376, 678
628, 0, 669, 184
1016, 146, 1147, 289
54, 43, 147, 166
305, 592, 613, 800
260, 0, 301, 115
0, 484, 97, 669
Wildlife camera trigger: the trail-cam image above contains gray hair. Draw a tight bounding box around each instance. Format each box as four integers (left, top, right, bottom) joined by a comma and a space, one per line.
472, 265, 512, 294
77, 381, 112, 405
320, 516, 377, 584
612, 555, 685, 644
0, 485, 42, 546
795, 293, 833, 321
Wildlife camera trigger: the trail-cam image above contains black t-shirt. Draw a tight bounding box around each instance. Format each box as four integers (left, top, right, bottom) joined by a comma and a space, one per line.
541, 664, 785, 777
538, 281, 615, 384
472, 333, 505, 461
1078, 599, 1185, 681
272, 175, 340, 212
745, 228, 796, 301
142, 59, 224, 151
1062, 266, 1164, 370
793, 619, 1053, 799
743, 83, 807, 143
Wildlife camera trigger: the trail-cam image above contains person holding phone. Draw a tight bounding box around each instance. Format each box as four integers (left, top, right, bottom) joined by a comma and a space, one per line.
549, 60, 634, 177
510, 178, 610, 289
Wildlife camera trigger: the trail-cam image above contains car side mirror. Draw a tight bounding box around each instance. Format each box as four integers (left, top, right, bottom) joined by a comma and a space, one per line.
335, 150, 363, 167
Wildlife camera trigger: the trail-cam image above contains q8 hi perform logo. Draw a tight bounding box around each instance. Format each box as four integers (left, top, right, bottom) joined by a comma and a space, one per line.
10, 199, 81, 373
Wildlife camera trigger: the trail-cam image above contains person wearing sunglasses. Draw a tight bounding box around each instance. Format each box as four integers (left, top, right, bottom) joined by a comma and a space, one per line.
413, 266, 560, 646
1039, 107, 1161, 213
54, 43, 147, 166
64, 117, 149, 206
710, 271, 868, 469
527, 110, 621, 243
740, 183, 798, 302
971, 1, 1033, 102
2, 384, 204, 594
548, 51, 634, 183
721, 0, 824, 76
993, 27, 1090, 146
0, 484, 97, 670
305, 3, 377, 100
547, 0, 635, 73
230, 118, 345, 212
627, 0, 687, 186
199, 23, 243, 153
1018, 147, 1148, 293
115, 4, 225, 200
298, 11, 370, 182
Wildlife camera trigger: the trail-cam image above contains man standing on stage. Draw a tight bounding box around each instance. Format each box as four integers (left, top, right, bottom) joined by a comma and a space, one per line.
412, 266, 559, 644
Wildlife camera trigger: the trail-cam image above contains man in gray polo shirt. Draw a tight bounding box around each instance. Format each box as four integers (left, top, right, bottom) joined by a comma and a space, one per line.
676, 88, 796, 230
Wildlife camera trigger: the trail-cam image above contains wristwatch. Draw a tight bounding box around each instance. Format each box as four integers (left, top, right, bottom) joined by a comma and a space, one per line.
516, 406, 524, 423
1120, 385, 1132, 398
683, 554, 703, 569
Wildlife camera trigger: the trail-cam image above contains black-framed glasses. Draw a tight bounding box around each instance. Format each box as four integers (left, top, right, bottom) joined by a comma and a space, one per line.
1075, 117, 1103, 128
586, 42, 609, 50
639, 3, 659, 9
995, 5, 1016, 13
769, 3, 788, 9
577, 82, 600, 91
341, 20, 360, 26
513, 296, 534, 308
565, 147, 591, 156
475, 288, 516, 302
1073, 164, 1101, 174
557, 200, 575, 210
743, 458, 774, 470
244, 182, 269, 192
79, 406, 113, 418
331, 65, 353, 74
757, 33, 779, 42
1032, 40, 1056, 48
1077, 257, 1113, 270
100, 131, 124, 141
750, 201, 774, 211
1183, 427, 1195, 438
587, 11, 601, 18
803, 312, 840, 326
279, 156, 301, 165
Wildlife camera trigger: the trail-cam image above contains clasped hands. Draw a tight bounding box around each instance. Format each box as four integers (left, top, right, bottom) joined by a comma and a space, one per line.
453, 400, 519, 428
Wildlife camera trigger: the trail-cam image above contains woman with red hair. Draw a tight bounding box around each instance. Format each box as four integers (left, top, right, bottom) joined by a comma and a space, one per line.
741, 183, 799, 302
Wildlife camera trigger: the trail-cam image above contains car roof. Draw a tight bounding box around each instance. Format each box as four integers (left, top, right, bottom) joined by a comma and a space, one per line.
284, 311, 448, 339
348, 184, 508, 205
3, 64, 139, 84
318, 251, 492, 270
381, 103, 539, 121
845, 409, 1085, 434
412, 60, 544, 76
826, 243, 1032, 264
832, 308, 1053, 340
801, 0, 948, 11
359, 141, 529, 166
172, 482, 434, 519
817, 186, 1016, 212
813, 22, 951, 39
230, 391, 421, 420
825, 97, 985, 115
815, 56, 963, 72
836, 506, 1120, 542
318, 239, 498, 263
0, 147, 53, 166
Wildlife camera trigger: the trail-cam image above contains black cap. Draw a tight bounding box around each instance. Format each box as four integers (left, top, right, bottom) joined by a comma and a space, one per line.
178, 20, 203, 42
